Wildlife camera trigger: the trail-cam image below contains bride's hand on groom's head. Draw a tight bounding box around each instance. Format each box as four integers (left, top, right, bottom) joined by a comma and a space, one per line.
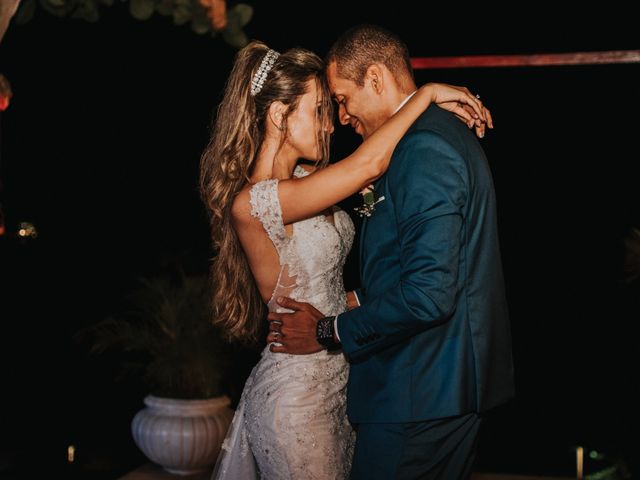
267, 298, 325, 355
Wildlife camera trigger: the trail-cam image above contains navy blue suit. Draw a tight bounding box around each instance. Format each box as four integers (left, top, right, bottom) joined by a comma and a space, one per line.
338, 105, 515, 478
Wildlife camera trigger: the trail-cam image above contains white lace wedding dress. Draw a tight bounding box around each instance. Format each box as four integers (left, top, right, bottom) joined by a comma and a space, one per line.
212, 166, 356, 479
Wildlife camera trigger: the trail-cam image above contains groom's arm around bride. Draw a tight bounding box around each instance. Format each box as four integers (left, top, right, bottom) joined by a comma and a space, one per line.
267, 23, 514, 480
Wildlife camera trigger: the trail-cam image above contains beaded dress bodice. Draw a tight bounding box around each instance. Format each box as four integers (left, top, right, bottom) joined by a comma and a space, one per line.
212, 166, 356, 480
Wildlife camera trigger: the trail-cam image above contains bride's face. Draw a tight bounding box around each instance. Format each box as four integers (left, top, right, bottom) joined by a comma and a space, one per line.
285, 78, 334, 161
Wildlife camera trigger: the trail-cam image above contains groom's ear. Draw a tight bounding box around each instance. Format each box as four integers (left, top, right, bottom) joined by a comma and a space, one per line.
268, 101, 287, 132
365, 64, 384, 95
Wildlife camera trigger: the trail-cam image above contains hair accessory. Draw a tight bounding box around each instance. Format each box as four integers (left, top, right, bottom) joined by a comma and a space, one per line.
250, 49, 280, 96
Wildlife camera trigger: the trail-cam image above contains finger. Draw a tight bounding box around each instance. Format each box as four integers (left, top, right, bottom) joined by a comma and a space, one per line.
465, 95, 485, 122
456, 90, 485, 122
448, 86, 479, 113
270, 343, 287, 353
454, 104, 475, 127
457, 103, 473, 121
464, 104, 487, 128
268, 321, 283, 333
276, 296, 304, 311
267, 331, 282, 343
454, 113, 467, 124
454, 112, 474, 129
457, 85, 472, 98
471, 111, 486, 137
484, 106, 494, 129
267, 312, 282, 322
465, 105, 490, 132
268, 323, 282, 333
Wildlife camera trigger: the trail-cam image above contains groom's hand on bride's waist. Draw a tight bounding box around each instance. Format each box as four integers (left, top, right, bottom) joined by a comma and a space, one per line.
267, 297, 324, 355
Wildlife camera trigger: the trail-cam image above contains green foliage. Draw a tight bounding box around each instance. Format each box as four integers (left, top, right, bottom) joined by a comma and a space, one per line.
221, 2, 250, 48
77, 269, 230, 399
14, 0, 253, 48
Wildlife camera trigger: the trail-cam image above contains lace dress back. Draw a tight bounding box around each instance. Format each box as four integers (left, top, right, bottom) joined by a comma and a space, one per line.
212, 166, 356, 480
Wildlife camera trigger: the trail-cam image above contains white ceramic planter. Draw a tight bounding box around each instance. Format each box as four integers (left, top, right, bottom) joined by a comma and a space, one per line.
131, 395, 233, 475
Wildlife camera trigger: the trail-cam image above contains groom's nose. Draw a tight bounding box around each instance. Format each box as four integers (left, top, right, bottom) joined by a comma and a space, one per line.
338, 103, 350, 125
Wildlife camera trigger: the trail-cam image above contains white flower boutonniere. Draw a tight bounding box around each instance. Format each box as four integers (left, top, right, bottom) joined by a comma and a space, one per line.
354, 184, 385, 218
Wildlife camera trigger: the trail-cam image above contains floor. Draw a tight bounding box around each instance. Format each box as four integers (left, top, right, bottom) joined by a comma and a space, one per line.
119, 463, 576, 480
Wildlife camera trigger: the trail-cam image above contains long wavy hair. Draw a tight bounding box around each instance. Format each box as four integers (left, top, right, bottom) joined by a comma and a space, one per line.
199, 41, 333, 344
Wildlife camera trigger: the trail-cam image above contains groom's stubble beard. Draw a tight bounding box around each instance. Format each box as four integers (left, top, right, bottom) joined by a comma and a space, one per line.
360, 112, 393, 141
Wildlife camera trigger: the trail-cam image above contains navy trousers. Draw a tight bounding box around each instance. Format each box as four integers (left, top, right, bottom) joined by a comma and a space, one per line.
349, 412, 481, 480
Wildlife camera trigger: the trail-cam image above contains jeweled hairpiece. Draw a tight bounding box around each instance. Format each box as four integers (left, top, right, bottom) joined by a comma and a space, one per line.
250, 49, 280, 96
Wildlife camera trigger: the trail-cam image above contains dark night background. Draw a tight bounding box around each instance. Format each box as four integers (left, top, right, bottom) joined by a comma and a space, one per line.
1, 2, 639, 479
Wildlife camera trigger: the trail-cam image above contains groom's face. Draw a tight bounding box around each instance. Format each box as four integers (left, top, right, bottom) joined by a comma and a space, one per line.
326, 61, 387, 140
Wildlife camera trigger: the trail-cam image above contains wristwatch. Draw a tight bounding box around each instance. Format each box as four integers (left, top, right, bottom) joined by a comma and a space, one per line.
316, 316, 341, 351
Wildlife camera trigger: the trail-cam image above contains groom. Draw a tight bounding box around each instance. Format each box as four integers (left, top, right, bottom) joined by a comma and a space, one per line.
268, 24, 514, 479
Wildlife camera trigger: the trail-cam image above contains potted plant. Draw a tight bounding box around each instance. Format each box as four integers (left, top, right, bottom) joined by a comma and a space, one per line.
78, 267, 233, 475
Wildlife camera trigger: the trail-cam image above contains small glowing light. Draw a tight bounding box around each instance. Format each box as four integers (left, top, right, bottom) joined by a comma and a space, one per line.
589, 449, 603, 460
67, 445, 75, 463
17, 221, 38, 239
0, 74, 12, 111
576, 446, 584, 480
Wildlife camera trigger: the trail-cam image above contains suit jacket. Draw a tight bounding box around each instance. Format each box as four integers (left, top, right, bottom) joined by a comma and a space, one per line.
338, 104, 515, 423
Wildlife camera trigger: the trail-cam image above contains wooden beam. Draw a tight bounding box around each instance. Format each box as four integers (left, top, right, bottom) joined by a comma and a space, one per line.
411, 50, 640, 69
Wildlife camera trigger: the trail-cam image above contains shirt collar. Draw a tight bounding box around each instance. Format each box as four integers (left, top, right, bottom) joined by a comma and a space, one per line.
393, 90, 418, 114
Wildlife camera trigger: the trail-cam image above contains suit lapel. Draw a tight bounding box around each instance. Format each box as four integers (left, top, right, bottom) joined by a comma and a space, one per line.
358, 213, 369, 282
358, 174, 386, 284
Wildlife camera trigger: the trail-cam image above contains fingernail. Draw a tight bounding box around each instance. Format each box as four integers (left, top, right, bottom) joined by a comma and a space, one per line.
277, 296, 283, 303
479, 132, 484, 138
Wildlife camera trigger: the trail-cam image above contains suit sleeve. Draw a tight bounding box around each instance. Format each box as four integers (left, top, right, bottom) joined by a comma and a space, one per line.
337, 131, 467, 362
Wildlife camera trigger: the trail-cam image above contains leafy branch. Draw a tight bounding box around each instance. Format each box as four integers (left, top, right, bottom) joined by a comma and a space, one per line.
14, 0, 253, 48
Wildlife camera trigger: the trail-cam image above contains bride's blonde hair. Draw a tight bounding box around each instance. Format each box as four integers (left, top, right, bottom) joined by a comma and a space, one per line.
199, 41, 333, 344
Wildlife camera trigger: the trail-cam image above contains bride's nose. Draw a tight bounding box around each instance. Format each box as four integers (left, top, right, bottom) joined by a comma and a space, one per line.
324, 119, 335, 134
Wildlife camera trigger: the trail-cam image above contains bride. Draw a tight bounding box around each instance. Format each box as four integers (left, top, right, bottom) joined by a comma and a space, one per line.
199, 41, 487, 479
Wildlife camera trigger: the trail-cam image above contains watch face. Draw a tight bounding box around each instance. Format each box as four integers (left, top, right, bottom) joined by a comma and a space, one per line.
316, 317, 334, 345
316, 317, 340, 350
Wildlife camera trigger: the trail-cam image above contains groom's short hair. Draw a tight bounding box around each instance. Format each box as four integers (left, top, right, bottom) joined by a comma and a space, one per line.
326, 24, 414, 90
